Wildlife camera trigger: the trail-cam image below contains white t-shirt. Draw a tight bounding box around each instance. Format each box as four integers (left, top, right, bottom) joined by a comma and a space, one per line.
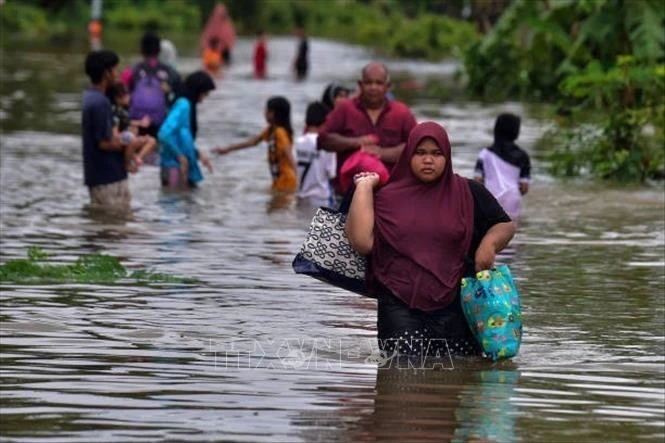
294, 133, 336, 204
474, 148, 526, 219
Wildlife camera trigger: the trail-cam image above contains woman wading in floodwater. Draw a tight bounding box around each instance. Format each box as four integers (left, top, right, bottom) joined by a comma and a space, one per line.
346, 122, 515, 357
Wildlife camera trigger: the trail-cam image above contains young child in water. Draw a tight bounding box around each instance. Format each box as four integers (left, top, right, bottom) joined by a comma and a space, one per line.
107, 82, 157, 172
202, 36, 223, 77
294, 101, 337, 206
474, 113, 531, 221
213, 96, 297, 193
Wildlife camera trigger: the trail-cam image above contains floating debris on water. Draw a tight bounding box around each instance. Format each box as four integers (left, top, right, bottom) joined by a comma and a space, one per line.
0, 247, 200, 285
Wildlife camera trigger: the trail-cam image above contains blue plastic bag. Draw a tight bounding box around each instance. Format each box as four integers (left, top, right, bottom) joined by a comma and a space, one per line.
460, 265, 522, 361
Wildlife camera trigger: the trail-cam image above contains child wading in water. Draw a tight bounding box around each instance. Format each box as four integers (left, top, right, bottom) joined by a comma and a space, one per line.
202, 36, 223, 77
158, 71, 215, 188
294, 101, 336, 207
213, 96, 297, 193
107, 82, 157, 172
474, 113, 531, 221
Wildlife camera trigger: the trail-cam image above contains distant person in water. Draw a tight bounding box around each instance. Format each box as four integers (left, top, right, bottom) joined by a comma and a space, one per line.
82, 50, 140, 209
318, 62, 417, 194
321, 82, 350, 110
293, 26, 309, 80
295, 102, 337, 207
474, 113, 531, 221
202, 36, 223, 77
159, 39, 178, 71
213, 96, 297, 193
200, 3, 236, 64
127, 32, 181, 138
107, 82, 157, 173
253, 30, 268, 79
158, 71, 215, 189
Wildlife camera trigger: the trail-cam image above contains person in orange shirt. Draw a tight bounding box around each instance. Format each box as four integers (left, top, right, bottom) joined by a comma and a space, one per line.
212, 96, 297, 193
202, 36, 223, 76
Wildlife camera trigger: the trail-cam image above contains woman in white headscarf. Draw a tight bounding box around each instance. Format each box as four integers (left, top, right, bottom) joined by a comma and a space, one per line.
159, 39, 178, 70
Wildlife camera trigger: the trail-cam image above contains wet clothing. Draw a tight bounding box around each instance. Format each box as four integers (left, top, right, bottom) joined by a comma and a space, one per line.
294, 132, 336, 204
81, 88, 127, 188
370, 179, 510, 308
203, 47, 222, 73
318, 97, 416, 191
474, 141, 531, 219
465, 180, 512, 273
261, 126, 297, 192
253, 40, 267, 79
88, 178, 131, 209
294, 37, 308, 79
129, 59, 181, 131
371, 122, 474, 313
374, 180, 509, 356
363, 121, 511, 357
377, 285, 480, 357
158, 98, 203, 186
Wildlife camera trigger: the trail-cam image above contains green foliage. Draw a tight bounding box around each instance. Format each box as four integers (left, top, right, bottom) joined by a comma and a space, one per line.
0, 0, 202, 37
0, 2, 49, 36
231, 0, 479, 60
465, 0, 665, 182
0, 248, 200, 285
548, 57, 665, 182
104, 1, 201, 32
1, 0, 477, 60
464, 0, 665, 100
546, 107, 665, 182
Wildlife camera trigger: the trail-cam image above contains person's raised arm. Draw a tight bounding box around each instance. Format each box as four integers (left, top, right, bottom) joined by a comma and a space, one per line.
345, 172, 380, 255
474, 221, 515, 272
362, 142, 404, 163
317, 104, 377, 153
319, 133, 377, 153
212, 132, 264, 155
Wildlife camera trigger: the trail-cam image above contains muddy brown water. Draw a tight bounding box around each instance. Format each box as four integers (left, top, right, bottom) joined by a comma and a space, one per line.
1, 35, 663, 442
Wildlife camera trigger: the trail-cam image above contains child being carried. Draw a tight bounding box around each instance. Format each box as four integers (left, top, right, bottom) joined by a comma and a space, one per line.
108, 82, 157, 172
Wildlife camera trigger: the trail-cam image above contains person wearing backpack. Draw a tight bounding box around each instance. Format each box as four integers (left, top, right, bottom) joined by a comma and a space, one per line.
129, 31, 181, 138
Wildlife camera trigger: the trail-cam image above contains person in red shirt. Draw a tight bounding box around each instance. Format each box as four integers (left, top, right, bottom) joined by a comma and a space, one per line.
253, 30, 268, 79
317, 62, 417, 193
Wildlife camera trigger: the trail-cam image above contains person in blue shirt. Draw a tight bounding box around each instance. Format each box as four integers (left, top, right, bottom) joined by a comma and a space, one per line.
158, 71, 215, 188
82, 49, 143, 210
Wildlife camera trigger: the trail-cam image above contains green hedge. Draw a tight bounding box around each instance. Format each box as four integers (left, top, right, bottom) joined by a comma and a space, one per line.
1, 0, 478, 61
245, 0, 479, 60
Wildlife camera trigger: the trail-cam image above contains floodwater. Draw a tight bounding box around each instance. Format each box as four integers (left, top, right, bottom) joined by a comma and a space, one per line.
1, 34, 664, 442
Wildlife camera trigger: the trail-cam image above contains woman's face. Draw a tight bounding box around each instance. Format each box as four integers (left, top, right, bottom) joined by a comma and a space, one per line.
410, 137, 446, 183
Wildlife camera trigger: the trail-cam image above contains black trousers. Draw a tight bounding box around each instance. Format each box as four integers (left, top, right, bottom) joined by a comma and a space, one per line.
377, 286, 480, 357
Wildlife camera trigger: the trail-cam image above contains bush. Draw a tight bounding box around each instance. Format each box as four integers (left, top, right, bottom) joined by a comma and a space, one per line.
104, 1, 200, 32
547, 57, 665, 182
0, 2, 49, 35
240, 0, 479, 61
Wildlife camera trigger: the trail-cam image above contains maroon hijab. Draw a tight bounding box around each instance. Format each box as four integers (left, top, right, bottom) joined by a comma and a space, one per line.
371, 121, 474, 311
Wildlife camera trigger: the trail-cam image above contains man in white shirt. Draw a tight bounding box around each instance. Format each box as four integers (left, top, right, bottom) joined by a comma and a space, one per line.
295, 102, 337, 207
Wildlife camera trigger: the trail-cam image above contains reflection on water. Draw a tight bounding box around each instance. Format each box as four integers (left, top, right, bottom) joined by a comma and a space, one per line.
1, 34, 664, 442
